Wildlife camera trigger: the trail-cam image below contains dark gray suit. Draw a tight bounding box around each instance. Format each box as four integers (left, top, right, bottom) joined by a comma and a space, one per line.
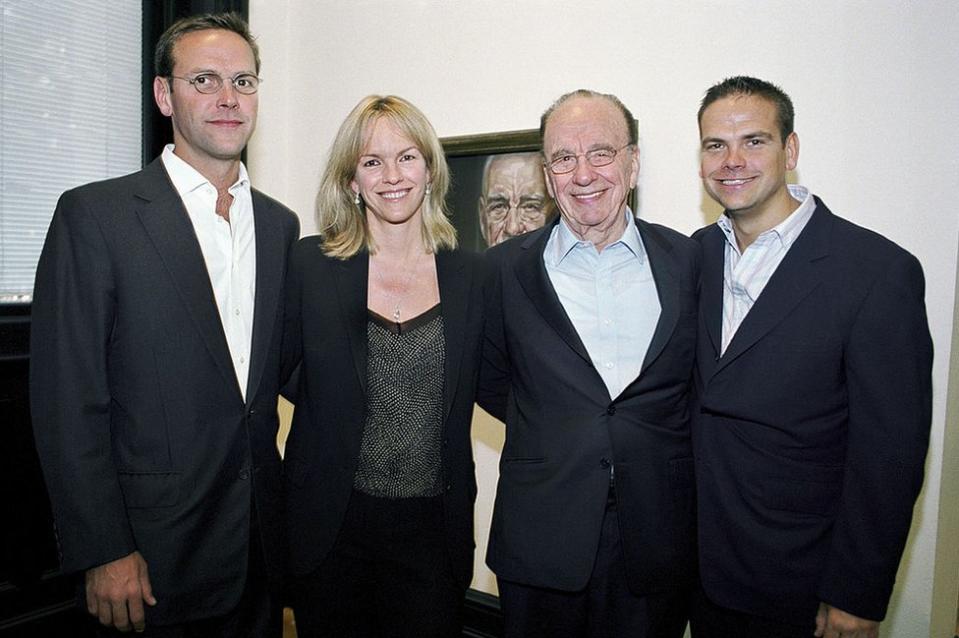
478, 216, 700, 595
692, 199, 932, 625
30, 158, 299, 624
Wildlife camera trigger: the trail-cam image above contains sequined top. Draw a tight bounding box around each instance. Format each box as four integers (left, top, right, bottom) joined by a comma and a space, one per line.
353, 304, 445, 498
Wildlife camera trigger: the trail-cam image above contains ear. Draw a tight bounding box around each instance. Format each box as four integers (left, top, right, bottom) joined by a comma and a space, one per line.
154, 76, 173, 117
784, 132, 799, 171
628, 145, 640, 189
543, 165, 556, 199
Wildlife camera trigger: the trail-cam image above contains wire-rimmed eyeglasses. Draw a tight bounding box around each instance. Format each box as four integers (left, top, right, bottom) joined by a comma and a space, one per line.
168, 72, 261, 95
546, 143, 633, 175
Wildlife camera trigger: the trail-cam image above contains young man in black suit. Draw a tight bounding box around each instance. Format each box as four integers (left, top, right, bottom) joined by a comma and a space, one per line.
691, 76, 932, 638
30, 13, 298, 636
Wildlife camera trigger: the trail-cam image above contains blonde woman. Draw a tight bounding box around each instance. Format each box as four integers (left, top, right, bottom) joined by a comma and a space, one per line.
281, 95, 484, 637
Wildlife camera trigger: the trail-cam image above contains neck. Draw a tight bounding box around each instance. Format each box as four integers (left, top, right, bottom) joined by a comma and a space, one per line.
172, 146, 242, 193
564, 207, 629, 252
369, 217, 425, 259
729, 188, 799, 251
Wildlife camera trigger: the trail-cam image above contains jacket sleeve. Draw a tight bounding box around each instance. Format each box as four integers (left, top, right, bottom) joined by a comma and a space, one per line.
816, 250, 933, 620
29, 189, 136, 573
476, 249, 510, 422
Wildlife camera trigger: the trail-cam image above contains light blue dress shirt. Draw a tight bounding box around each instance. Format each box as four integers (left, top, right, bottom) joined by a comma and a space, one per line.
544, 209, 661, 400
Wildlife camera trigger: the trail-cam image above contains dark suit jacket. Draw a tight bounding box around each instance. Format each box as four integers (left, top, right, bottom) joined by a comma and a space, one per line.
478, 216, 700, 593
281, 239, 484, 587
29, 158, 300, 624
692, 198, 933, 624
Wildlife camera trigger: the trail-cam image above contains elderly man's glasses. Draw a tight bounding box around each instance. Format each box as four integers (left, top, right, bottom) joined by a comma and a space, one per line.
547, 143, 633, 175
168, 72, 260, 95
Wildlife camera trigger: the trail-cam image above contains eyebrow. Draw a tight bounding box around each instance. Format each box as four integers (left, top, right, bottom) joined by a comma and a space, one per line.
701, 131, 775, 146
359, 146, 419, 159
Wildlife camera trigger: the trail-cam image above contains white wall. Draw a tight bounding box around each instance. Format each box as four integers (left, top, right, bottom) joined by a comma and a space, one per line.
248, 2, 959, 635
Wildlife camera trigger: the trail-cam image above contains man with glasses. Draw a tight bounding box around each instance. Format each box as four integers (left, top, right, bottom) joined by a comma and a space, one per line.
478, 152, 553, 246
479, 89, 699, 637
30, 12, 298, 636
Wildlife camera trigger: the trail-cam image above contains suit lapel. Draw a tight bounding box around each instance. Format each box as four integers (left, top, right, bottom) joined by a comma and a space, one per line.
700, 225, 726, 360
637, 219, 679, 374
245, 191, 284, 404
713, 204, 832, 375
514, 224, 591, 364
436, 251, 469, 422
333, 252, 370, 396
133, 159, 242, 400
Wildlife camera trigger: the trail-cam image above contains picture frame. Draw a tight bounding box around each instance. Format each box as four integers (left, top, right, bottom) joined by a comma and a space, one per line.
441, 128, 551, 252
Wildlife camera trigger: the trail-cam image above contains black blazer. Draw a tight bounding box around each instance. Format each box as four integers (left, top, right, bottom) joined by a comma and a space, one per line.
29, 158, 300, 624
692, 198, 933, 624
478, 216, 700, 593
281, 238, 484, 587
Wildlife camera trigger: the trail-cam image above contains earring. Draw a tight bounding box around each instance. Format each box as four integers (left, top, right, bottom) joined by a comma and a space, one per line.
353, 191, 360, 206
425, 183, 432, 196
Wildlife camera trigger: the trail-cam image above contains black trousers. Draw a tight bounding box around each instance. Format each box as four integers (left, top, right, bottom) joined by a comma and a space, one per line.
291, 490, 466, 638
690, 587, 816, 638
93, 505, 281, 638
497, 485, 691, 638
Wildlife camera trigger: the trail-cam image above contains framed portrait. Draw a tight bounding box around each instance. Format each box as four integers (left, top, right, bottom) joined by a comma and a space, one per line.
442, 126, 640, 251
441, 128, 555, 252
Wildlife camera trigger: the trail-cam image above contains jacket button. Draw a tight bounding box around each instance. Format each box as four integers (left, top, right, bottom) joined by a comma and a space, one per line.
239, 469, 250, 480
600, 458, 612, 469
606, 406, 616, 416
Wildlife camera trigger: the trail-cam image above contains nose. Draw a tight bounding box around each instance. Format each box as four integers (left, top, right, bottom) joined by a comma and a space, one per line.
217, 81, 239, 108
723, 145, 745, 170
382, 161, 402, 184
505, 208, 524, 237
572, 155, 595, 185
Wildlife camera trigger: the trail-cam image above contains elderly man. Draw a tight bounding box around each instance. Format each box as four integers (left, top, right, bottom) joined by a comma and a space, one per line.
690, 76, 932, 638
479, 89, 699, 638
478, 152, 552, 246
30, 13, 298, 636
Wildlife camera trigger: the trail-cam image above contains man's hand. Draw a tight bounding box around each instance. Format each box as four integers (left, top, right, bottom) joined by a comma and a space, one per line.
815, 602, 879, 638
85, 551, 157, 632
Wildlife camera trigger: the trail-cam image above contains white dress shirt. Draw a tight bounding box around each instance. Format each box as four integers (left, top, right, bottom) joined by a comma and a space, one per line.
161, 145, 257, 400
544, 209, 661, 400
718, 184, 815, 354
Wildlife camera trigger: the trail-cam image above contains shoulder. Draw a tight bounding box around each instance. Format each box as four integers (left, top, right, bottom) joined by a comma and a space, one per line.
252, 188, 299, 232
636, 218, 701, 270
816, 201, 921, 279
484, 224, 550, 266
290, 234, 331, 263
58, 166, 151, 206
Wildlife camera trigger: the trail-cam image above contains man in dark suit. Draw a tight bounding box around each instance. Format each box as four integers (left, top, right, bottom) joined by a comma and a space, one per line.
479, 89, 699, 638
691, 76, 932, 638
30, 13, 298, 636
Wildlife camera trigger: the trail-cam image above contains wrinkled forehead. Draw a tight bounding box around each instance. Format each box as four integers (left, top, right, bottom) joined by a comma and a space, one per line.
488, 154, 544, 185
544, 97, 629, 150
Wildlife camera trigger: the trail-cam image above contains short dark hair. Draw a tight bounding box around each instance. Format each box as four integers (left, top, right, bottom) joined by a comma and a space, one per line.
698, 76, 794, 143
154, 12, 260, 79
540, 89, 638, 147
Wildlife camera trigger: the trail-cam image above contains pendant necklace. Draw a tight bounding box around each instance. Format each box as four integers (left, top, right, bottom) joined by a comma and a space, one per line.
372, 252, 418, 323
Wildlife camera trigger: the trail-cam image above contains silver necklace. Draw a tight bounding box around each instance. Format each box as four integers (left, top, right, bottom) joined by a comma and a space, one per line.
371, 252, 418, 322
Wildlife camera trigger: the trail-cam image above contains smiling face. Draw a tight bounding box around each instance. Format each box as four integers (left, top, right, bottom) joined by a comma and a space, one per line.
699, 94, 799, 227
480, 153, 550, 246
153, 29, 258, 177
542, 95, 638, 246
351, 116, 430, 232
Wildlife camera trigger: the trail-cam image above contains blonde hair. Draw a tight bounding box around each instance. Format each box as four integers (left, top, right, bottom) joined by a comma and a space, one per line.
316, 95, 457, 258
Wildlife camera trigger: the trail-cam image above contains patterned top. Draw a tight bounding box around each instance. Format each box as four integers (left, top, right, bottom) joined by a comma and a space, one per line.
353, 304, 445, 498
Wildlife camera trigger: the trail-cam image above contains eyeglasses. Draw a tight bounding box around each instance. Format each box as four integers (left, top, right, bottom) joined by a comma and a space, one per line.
546, 143, 633, 175
168, 72, 261, 95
